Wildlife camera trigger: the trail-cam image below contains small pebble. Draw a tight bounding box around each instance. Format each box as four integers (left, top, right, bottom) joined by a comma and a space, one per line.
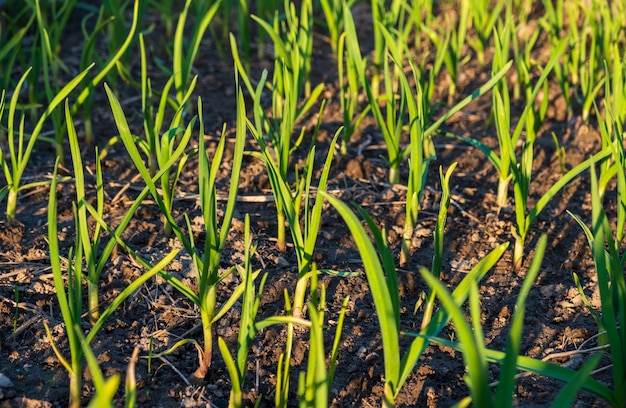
0, 373, 13, 388
276, 256, 289, 267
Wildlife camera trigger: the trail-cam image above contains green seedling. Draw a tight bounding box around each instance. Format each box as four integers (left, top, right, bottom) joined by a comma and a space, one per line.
397, 59, 434, 266
106, 74, 196, 237
233, 0, 324, 252
343, 10, 406, 184
345, 11, 510, 185
46, 157, 178, 408
32, 0, 66, 160
569, 162, 626, 406
394, 6, 446, 132
417, 235, 605, 406
270, 292, 314, 407
466, 0, 505, 65
250, 0, 321, 102
445, 37, 587, 268
420, 163, 457, 327
221, 293, 311, 408
111, 81, 249, 381
509, 35, 593, 268
324, 192, 508, 407
364, 47, 407, 185
336, 29, 370, 156
136, 33, 202, 235
101, 0, 132, 87
369, 0, 410, 99
66, 99, 155, 326
319, 0, 356, 56
222, 0, 281, 70
169, 93, 246, 381
73, 0, 140, 145
172, 0, 220, 108
594, 51, 626, 200
68, 84, 194, 326
505, 3, 538, 102
218, 214, 317, 406
423, 1, 470, 102
1, 65, 91, 225
492, 32, 515, 208
31, 0, 139, 155
492, 21, 540, 208
67, 100, 104, 325
248, 79, 341, 318
219, 214, 267, 408
297, 269, 349, 407
509, 145, 611, 270
76, 7, 113, 145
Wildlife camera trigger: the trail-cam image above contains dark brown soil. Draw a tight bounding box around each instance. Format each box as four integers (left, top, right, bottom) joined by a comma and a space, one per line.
0, 3, 615, 408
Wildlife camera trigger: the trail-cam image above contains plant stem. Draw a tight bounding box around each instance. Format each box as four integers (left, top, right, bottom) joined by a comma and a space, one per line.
277, 210, 286, 252
513, 237, 525, 271
340, 139, 349, 157
389, 166, 400, 185
163, 214, 172, 237
69, 370, 81, 408
6, 188, 17, 225
400, 221, 413, 266
193, 285, 217, 381
496, 177, 509, 208
88, 281, 100, 326
292, 275, 310, 319
383, 384, 395, 408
